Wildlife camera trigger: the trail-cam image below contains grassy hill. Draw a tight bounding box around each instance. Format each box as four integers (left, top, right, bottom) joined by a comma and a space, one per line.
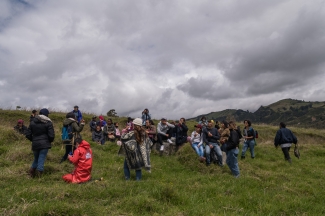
190, 99, 325, 128
1, 109, 325, 215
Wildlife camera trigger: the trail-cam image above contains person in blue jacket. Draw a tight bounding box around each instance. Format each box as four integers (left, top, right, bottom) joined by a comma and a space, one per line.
72, 105, 83, 123
274, 122, 297, 163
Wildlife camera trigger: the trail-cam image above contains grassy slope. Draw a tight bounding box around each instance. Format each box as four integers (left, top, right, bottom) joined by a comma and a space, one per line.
1, 110, 325, 215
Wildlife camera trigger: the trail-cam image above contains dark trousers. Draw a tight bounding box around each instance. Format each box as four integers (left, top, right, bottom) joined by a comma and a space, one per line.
157, 128, 173, 146
281, 147, 291, 160
61, 145, 73, 162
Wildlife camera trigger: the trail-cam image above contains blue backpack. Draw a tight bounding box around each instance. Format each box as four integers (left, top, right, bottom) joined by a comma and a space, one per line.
62, 124, 73, 142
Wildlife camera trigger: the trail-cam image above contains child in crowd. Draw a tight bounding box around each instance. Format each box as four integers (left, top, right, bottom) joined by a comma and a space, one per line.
114, 122, 122, 145
122, 117, 134, 134
191, 124, 205, 161
62, 138, 93, 184
103, 118, 116, 142
92, 125, 105, 145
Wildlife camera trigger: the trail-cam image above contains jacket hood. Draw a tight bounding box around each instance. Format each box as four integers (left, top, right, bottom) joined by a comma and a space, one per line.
79, 140, 91, 149
35, 115, 52, 123
63, 118, 77, 126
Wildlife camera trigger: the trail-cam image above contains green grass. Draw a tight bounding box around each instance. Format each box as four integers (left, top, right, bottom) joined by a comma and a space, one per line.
1, 110, 325, 215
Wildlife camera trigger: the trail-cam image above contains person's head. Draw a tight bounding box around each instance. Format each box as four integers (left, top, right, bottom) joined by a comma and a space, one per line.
207, 120, 214, 128
39, 108, 50, 117
143, 108, 149, 114
96, 125, 101, 131
107, 118, 112, 125
180, 117, 186, 124
280, 122, 286, 128
92, 116, 97, 121
149, 119, 154, 126
200, 116, 206, 121
127, 117, 133, 123
32, 110, 37, 115
17, 119, 24, 126
194, 124, 202, 133
114, 122, 119, 127
66, 112, 76, 120
221, 121, 229, 129
161, 118, 167, 125
145, 120, 150, 127
228, 121, 236, 130
74, 106, 79, 111
244, 120, 251, 127
99, 115, 104, 121
75, 138, 82, 148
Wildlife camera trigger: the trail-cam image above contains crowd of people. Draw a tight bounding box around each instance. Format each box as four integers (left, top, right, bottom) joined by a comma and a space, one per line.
14, 106, 298, 183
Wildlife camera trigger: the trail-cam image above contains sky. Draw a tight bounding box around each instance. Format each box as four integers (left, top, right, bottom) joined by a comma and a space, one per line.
0, 0, 325, 120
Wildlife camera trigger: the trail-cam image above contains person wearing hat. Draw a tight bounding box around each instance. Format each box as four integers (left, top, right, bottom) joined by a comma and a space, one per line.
14, 119, 28, 135
191, 124, 205, 160
118, 118, 152, 181
60, 112, 85, 163
30, 110, 37, 122
72, 105, 83, 123
97, 115, 107, 128
25, 108, 55, 177
89, 116, 97, 132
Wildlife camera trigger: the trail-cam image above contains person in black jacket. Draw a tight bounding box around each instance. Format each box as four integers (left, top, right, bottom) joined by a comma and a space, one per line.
92, 125, 105, 145
174, 118, 188, 148
225, 121, 242, 177
274, 122, 297, 163
25, 108, 54, 177
29, 110, 37, 122
89, 116, 97, 132
203, 120, 222, 166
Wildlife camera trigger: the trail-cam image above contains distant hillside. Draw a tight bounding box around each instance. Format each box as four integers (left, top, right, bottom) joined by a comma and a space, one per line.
190, 99, 325, 128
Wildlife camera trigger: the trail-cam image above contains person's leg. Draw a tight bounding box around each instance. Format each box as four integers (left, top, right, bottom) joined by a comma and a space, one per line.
135, 169, 142, 181
62, 174, 73, 183
227, 148, 240, 177
198, 145, 204, 157
241, 142, 248, 158
31, 150, 40, 169
281, 147, 291, 162
61, 145, 72, 163
205, 144, 211, 165
123, 159, 130, 180
191, 143, 200, 156
222, 151, 227, 166
36, 148, 49, 172
249, 140, 255, 158
101, 139, 105, 145
213, 144, 223, 166
157, 133, 164, 146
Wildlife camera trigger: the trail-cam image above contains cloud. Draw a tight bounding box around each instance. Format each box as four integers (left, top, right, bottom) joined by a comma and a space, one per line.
0, 0, 325, 120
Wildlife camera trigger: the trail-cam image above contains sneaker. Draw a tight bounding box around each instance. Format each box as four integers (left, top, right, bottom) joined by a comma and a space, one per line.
160, 145, 164, 151
167, 139, 173, 144
235, 174, 240, 178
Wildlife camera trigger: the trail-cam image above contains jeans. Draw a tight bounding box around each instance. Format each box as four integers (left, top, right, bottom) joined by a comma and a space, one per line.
226, 148, 240, 176
192, 142, 204, 157
205, 142, 222, 165
31, 148, 49, 172
241, 139, 255, 158
124, 159, 142, 181
281, 147, 291, 160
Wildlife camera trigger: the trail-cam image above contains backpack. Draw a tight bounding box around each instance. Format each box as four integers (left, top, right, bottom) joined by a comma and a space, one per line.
62, 124, 73, 142
255, 130, 258, 138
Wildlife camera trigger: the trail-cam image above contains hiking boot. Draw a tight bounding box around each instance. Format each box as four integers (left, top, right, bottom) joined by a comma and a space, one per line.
36, 170, 43, 178
241, 156, 245, 159
29, 168, 36, 178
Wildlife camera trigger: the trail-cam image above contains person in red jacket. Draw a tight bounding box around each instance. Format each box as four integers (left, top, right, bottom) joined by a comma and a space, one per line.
62, 138, 93, 184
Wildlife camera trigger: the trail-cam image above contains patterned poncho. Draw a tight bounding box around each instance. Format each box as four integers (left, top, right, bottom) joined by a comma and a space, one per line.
118, 131, 153, 172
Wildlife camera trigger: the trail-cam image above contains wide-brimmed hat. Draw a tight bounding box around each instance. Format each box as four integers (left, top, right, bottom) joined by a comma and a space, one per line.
133, 118, 142, 126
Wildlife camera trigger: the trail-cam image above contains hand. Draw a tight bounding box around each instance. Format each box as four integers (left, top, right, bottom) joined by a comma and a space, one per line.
208, 132, 212, 137
145, 130, 149, 134
194, 132, 198, 137
166, 134, 169, 137
209, 144, 213, 149
81, 119, 85, 123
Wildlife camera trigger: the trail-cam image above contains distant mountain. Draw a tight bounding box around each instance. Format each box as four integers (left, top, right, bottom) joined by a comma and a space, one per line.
189, 99, 325, 127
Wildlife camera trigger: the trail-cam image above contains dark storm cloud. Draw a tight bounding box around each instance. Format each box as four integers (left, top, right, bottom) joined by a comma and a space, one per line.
1, 0, 325, 119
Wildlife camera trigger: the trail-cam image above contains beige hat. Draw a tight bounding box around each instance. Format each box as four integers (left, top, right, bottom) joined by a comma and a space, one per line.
133, 118, 142, 126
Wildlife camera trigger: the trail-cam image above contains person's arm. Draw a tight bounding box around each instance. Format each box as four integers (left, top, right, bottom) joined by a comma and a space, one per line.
166, 122, 175, 128
25, 125, 33, 141
212, 129, 220, 140
198, 133, 203, 146
69, 148, 81, 165
148, 125, 157, 135
203, 130, 208, 145
291, 131, 297, 144
47, 123, 55, 143
78, 110, 83, 123
191, 131, 196, 142
274, 130, 281, 147
72, 121, 84, 133
92, 131, 95, 141
101, 131, 104, 141
182, 124, 188, 133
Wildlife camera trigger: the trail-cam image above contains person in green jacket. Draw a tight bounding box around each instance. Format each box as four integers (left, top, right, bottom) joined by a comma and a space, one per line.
60, 112, 85, 163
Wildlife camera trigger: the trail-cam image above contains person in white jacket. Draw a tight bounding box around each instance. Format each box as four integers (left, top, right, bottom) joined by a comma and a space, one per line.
191, 124, 204, 160
157, 118, 175, 152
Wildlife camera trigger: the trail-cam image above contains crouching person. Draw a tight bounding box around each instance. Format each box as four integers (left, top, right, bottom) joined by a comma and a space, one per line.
63, 138, 93, 184
225, 121, 242, 178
